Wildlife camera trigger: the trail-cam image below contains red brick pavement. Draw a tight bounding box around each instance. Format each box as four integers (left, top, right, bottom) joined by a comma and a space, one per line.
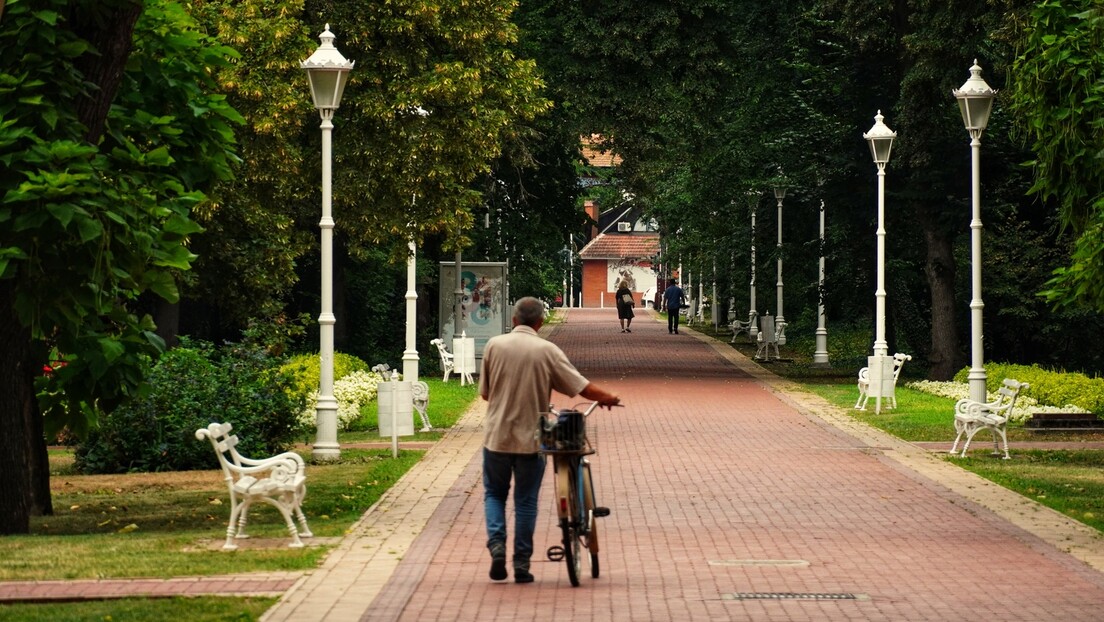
365, 309, 1104, 621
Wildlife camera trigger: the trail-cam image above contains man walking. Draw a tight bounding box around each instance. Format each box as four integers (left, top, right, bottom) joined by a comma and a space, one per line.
479, 297, 620, 583
662, 278, 686, 334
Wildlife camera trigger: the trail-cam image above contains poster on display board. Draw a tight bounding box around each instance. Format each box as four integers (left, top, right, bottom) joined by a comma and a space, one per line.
438, 261, 509, 367
607, 259, 657, 294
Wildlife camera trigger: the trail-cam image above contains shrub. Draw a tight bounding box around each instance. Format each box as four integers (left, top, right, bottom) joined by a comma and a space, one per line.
74, 339, 305, 474
951, 362, 1104, 414
280, 352, 370, 401
281, 352, 387, 430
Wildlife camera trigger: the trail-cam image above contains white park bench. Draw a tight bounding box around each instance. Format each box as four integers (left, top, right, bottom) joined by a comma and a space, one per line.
195, 422, 312, 550
430, 338, 455, 382
413, 379, 432, 432
730, 310, 758, 343
949, 378, 1029, 460
855, 352, 912, 410
754, 314, 781, 361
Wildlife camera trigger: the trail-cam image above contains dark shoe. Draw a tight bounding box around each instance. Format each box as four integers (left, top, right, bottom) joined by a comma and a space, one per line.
489, 542, 507, 581
674, 330, 679, 334
514, 557, 533, 583
625, 328, 631, 333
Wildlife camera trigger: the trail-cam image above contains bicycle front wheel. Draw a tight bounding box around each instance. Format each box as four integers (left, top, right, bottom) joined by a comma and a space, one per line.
581, 461, 600, 578
561, 517, 581, 587
554, 458, 582, 586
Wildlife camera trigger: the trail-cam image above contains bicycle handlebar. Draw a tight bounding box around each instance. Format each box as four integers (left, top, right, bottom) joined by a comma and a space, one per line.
545, 401, 622, 417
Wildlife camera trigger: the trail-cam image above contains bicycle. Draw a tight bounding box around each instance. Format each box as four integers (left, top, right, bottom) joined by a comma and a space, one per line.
539, 402, 613, 587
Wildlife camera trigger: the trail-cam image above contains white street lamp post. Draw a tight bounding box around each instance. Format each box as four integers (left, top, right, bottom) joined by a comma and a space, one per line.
747, 190, 759, 340
863, 110, 897, 413
812, 199, 830, 367
773, 179, 787, 344
301, 25, 353, 462
402, 107, 429, 384
402, 237, 419, 382
954, 60, 997, 404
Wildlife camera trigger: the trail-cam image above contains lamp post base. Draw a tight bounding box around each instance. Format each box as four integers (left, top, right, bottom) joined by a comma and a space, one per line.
866, 354, 895, 414
402, 350, 419, 382
812, 328, 829, 367
312, 399, 341, 462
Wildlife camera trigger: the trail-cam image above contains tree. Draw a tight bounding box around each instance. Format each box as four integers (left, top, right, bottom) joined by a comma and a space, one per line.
0, 0, 238, 534
172, 0, 316, 342
1011, 2, 1104, 310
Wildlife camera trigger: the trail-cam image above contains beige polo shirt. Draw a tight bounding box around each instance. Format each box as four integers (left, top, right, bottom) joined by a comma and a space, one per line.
479, 325, 590, 454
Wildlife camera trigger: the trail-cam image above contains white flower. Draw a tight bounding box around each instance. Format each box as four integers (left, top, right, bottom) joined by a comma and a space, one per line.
905, 380, 1089, 423
298, 369, 386, 430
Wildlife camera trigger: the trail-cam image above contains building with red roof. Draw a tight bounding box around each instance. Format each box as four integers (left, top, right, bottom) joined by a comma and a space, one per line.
577, 200, 660, 308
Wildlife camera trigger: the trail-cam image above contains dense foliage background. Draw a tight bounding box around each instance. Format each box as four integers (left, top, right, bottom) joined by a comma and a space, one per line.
2, 0, 1102, 532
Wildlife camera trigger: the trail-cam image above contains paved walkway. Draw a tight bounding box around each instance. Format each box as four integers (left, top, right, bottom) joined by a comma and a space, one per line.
5, 308, 1104, 621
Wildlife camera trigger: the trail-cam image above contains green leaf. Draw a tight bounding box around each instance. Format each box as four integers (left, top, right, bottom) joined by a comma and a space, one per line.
162, 213, 203, 236
76, 216, 104, 243
98, 338, 126, 363
145, 270, 180, 302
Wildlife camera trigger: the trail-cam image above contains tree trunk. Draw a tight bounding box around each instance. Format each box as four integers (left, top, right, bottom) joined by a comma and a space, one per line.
0, 282, 36, 534
923, 223, 959, 380
68, 2, 143, 143
154, 299, 181, 349
27, 390, 52, 518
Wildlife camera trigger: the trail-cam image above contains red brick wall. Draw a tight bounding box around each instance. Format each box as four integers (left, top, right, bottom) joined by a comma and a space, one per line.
581, 260, 607, 307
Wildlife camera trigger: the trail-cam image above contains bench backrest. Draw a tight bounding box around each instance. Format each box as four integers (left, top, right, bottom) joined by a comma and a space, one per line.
196, 422, 245, 472
196, 422, 305, 486
430, 338, 453, 360
994, 379, 1029, 414
891, 353, 912, 381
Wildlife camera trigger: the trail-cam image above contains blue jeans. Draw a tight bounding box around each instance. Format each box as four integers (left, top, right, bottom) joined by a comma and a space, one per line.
483, 448, 546, 562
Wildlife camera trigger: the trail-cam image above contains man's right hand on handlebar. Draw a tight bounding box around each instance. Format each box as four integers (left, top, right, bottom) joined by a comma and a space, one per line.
579, 382, 620, 410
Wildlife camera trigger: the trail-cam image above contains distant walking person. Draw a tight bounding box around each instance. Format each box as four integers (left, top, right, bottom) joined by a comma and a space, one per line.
615, 280, 635, 333
479, 297, 620, 583
662, 278, 685, 334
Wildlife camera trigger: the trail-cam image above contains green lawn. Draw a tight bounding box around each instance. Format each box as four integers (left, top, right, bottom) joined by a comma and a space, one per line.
4, 447, 422, 581
959, 450, 1104, 533
0, 597, 276, 622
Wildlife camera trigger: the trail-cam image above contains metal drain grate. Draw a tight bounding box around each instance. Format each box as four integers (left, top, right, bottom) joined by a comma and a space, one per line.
724, 592, 864, 601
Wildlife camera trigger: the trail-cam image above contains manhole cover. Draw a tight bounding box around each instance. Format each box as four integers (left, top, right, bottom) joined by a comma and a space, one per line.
709, 559, 809, 567
724, 592, 866, 601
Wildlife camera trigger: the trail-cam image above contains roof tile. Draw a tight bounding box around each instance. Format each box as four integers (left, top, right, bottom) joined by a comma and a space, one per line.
579, 233, 659, 259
